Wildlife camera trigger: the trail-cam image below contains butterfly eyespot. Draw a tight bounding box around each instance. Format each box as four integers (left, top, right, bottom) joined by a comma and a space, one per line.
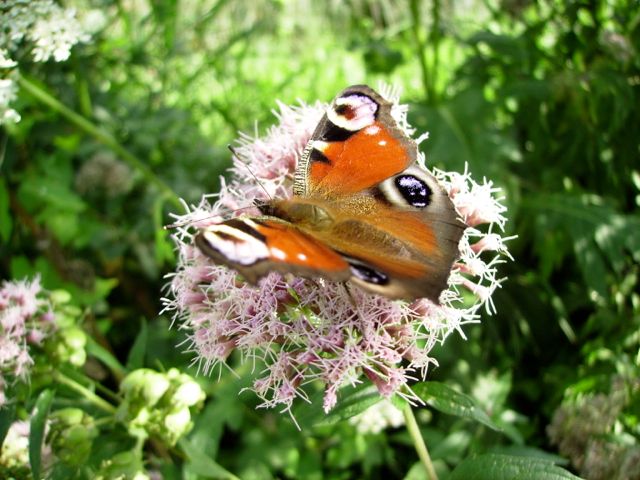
394, 174, 432, 208
348, 260, 389, 285
335, 104, 355, 119
196, 221, 269, 266
378, 166, 436, 210
328, 94, 378, 131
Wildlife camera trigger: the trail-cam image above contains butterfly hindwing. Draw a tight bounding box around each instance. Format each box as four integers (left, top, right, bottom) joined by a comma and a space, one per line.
286, 167, 464, 301
195, 217, 351, 284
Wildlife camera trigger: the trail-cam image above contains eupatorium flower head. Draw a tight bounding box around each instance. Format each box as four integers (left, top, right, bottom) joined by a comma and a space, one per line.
163, 86, 512, 415
0, 276, 54, 406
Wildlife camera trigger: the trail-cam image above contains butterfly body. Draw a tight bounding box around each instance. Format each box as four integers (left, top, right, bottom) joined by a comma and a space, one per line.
196, 85, 465, 302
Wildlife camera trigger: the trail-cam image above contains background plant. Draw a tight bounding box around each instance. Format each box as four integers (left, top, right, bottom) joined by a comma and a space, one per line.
1, 1, 638, 479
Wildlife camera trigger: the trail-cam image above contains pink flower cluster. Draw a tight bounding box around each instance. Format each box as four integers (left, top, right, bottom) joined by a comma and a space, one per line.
0, 276, 54, 406
162, 87, 512, 415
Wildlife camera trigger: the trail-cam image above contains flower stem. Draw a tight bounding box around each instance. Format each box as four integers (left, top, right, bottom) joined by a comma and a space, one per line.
403, 404, 439, 480
52, 371, 116, 414
17, 74, 182, 210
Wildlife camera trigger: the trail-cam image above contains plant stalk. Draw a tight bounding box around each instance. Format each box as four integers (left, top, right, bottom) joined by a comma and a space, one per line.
403, 404, 439, 480
52, 371, 116, 414
17, 75, 182, 210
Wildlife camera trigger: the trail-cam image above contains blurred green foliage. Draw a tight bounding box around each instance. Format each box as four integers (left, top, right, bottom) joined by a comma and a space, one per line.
1, 0, 639, 479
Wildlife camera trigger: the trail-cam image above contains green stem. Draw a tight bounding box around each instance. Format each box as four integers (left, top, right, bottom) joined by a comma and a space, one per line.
17, 75, 182, 210
409, 0, 433, 102
403, 404, 438, 480
431, 0, 441, 103
52, 371, 117, 414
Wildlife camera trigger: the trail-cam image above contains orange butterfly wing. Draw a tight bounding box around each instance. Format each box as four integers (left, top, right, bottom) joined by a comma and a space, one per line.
294, 85, 416, 196
196, 217, 351, 284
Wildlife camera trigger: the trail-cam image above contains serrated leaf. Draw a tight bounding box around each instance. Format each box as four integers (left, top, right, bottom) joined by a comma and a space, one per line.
314, 385, 382, 427
180, 437, 240, 480
413, 382, 500, 431
294, 385, 382, 426
449, 454, 583, 480
292, 383, 381, 428
490, 445, 569, 465
126, 318, 148, 370
29, 389, 54, 480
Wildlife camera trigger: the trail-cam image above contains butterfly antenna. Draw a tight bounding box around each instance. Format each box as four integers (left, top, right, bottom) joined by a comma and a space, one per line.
163, 220, 188, 230
163, 205, 257, 230
343, 283, 362, 311
228, 145, 273, 201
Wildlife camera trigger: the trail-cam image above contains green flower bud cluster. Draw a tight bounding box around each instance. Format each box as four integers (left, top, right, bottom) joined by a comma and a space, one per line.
44, 290, 87, 367
47, 408, 98, 466
116, 368, 206, 446
95, 451, 150, 480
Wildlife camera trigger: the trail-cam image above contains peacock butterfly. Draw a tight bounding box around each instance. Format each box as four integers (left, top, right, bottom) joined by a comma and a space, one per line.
195, 85, 465, 303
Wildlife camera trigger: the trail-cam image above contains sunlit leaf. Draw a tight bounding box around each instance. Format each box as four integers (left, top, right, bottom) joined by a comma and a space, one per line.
312, 385, 382, 427
449, 454, 583, 480
413, 382, 500, 431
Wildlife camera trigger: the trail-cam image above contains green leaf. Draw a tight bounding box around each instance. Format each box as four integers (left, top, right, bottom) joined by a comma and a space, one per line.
449, 454, 583, 480
189, 400, 225, 460
312, 385, 382, 427
126, 318, 148, 370
525, 193, 640, 300
29, 389, 55, 480
413, 382, 500, 431
404, 461, 428, 480
0, 402, 16, 449
0, 178, 11, 243
491, 445, 569, 465
292, 383, 382, 428
86, 336, 126, 378
180, 437, 240, 480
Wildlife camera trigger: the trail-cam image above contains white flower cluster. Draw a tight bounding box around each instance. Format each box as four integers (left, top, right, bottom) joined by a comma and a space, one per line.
0, 0, 96, 125
0, 420, 31, 468
1, 0, 91, 62
349, 400, 405, 434
0, 75, 20, 124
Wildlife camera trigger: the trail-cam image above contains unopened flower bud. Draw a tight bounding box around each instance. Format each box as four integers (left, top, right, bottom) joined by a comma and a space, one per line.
96, 451, 149, 480
121, 369, 170, 407
48, 408, 97, 466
